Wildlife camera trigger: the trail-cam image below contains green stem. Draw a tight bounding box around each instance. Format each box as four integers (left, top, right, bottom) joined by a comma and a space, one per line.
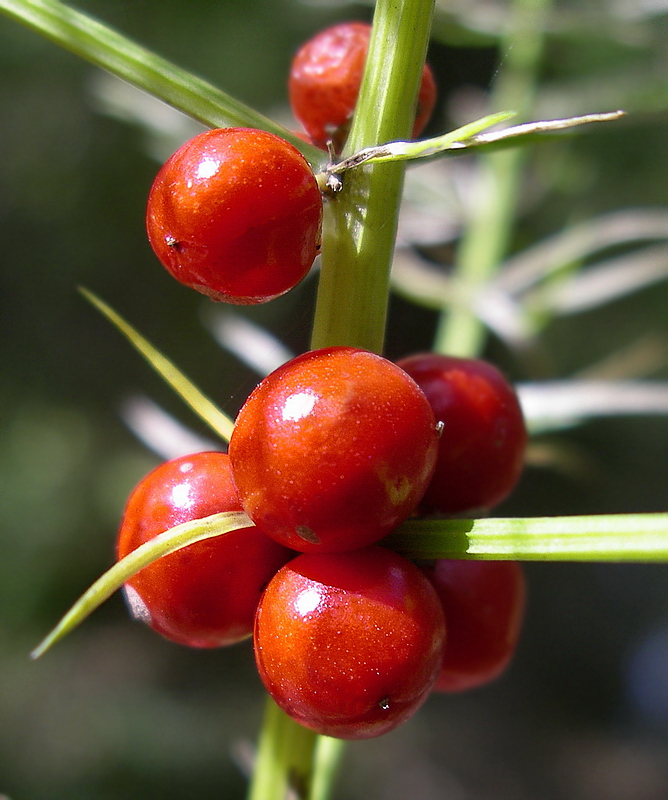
309, 736, 346, 800
310, 0, 435, 353
248, 698, 319, 800
386, 512, 668, 561
434, 0, 550, 357
0, 0, 324, 166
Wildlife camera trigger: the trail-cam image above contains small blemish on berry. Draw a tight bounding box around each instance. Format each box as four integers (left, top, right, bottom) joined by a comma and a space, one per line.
378, 697, 390, 711
436, 420, 445, 438
165, 235, 181, 250
296, 525, 321, 544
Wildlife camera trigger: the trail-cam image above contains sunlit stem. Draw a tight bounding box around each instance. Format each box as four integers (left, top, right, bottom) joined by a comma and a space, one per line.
310, 0, 435, 353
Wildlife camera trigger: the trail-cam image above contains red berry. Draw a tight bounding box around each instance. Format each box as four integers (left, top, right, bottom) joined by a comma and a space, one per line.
146, 127, 322, 304
423, 560, 526, 692
289, 22, 437, 150
397, 354, 527, 514
254, 547, 446, 739
229, 347, 439, 553
116, 452, 293, 648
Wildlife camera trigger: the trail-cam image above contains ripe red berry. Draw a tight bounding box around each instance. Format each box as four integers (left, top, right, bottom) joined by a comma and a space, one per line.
397, 354, 527, 515
289, 22, 437, 150
116, 452, 293, 648
229, 347, 439, 553
423, 560, 526, 692
254, 546, 446, 739
146, 127, 322, 304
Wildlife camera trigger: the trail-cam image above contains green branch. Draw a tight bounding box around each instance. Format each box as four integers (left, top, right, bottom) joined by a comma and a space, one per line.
387, 513, 668, 561
324, 111, 624, 174
434, 0, 551, 357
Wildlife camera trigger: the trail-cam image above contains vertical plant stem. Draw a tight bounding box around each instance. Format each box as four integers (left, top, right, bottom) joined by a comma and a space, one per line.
309, 737, 346, 800
249, 2, 436, 798
248, 697, 319, 800
434, 0, 550, 358
310, 0, 435, 353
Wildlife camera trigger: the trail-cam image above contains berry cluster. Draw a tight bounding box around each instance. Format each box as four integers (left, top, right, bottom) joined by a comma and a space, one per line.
118, 348, 527, 738
145, 23, 436, 303
122, 22, 528, 740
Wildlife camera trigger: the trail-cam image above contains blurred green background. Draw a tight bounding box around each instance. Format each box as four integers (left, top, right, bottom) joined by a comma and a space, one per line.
3, 0, 668, 797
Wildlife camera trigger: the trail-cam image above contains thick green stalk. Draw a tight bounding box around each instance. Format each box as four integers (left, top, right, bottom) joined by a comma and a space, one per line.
310, 0, 435, 353
248, 698, 318, 800
435, 0, 550, 357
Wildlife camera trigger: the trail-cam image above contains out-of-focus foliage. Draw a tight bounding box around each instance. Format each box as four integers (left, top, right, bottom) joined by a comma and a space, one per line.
3, 1, 668, 798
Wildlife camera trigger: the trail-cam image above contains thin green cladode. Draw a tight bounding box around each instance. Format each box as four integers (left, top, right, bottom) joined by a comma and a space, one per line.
388, 513, 668, 562
0, 0, 325, 167
80, 288, 235, 442
30, 510, 252, 659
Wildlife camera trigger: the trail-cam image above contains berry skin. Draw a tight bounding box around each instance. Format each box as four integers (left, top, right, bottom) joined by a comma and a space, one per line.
146, 127, 322, 304
116, 452, 293, 648
254, 546, 446, 739
289, 22, 437, 150
396, 354, 527, 515
229, 347, 440, 553
423, 560, 526, 692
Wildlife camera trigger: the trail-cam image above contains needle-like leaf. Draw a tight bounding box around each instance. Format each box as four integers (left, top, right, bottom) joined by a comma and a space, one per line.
80, 288, 235, 442
31, 510, 253, 658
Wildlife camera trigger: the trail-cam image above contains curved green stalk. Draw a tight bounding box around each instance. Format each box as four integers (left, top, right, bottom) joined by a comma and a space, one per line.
0, 0, 325, 166
309, 736, 346, 800
31, 510, 252, 659
253, 1, 436, 797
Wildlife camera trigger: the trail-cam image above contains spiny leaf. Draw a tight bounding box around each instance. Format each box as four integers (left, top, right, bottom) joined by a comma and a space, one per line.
80, 288, 235, 442
31, 510, 253, 658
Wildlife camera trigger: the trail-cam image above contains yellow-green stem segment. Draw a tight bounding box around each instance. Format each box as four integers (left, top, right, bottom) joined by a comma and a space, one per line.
310, 0, 435, 354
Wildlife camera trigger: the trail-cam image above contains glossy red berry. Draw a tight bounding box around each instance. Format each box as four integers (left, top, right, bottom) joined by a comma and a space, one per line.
116, 452, 293, 648
397, 354, 527, 515
423, 560, 526, 692
146, 127, 322, 304
254, 546, 446, 739
289, 22, 437, 150
229, 347, 439, 553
